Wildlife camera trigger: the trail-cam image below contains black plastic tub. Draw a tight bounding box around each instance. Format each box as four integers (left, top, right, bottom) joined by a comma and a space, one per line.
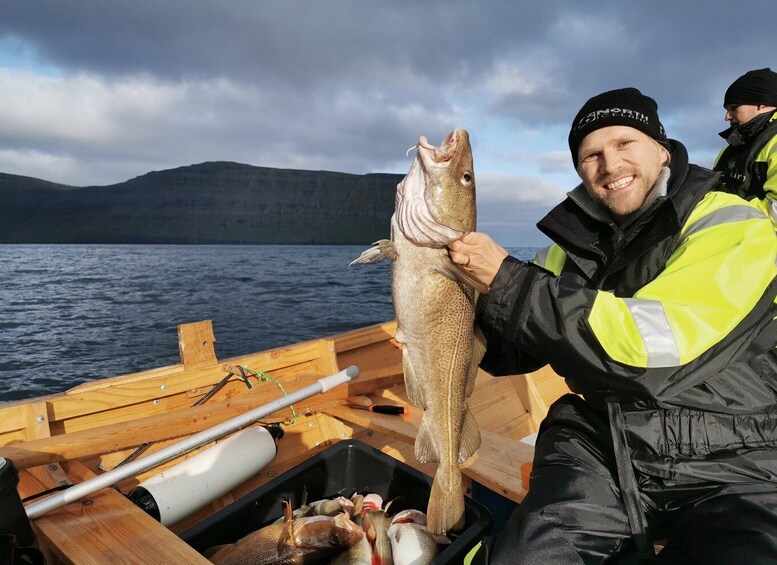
179, 439, 492, 563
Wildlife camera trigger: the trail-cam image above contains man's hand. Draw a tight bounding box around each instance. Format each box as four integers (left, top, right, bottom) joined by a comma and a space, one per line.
448, 232, 508, 289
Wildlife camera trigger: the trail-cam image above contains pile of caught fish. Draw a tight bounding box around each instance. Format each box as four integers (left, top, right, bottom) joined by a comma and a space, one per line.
204, 491, 451, 565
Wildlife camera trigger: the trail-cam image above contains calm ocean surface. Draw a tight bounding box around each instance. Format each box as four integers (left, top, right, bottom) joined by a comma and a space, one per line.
0, 244, 539, 402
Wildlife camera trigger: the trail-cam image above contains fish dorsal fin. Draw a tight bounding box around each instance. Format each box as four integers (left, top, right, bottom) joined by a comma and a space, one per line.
282, 498, 293, 523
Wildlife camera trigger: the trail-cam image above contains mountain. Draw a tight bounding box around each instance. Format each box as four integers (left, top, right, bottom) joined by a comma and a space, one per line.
0, 162, 401, 244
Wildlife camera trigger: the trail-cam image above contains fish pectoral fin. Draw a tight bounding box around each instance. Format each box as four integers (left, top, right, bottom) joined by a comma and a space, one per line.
349, 239, 397, 265
458, 406, 481, 463
435, 258, 490, 294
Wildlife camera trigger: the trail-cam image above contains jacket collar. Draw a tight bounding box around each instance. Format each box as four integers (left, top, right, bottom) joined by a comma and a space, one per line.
718, 110, 777, 146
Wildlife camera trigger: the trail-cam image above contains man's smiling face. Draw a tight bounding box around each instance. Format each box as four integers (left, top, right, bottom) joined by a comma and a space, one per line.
576, 125, 669, 221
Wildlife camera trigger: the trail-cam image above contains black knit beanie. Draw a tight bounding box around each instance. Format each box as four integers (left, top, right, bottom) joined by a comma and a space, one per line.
724, 68, 777, 107
568, 87, 667, 168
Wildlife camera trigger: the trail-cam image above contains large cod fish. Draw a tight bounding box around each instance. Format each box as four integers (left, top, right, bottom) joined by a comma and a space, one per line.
351, 129, 487, 534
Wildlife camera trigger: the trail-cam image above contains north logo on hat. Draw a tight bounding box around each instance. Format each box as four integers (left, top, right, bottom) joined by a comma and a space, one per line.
575, 107, 653, 132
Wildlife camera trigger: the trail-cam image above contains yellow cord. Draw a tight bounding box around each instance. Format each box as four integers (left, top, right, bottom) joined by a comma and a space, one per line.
233, 365, 298, 426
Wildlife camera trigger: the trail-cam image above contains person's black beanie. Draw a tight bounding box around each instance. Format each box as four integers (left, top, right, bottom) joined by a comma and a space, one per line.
724, 68, 777, 107
568, 87, 667, 168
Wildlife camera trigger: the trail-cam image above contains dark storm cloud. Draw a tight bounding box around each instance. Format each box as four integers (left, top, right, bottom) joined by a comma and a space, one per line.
2, 1, 770, 147
0, 1, 774, 244
1, 1, 548, 83
3, 1, 770, 121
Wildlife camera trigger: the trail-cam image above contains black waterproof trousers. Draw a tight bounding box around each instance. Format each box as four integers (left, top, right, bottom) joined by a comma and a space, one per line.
487, 395, 777, 564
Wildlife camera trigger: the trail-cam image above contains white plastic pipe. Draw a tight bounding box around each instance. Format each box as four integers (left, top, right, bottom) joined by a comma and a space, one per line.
138, 426, 278, 525
25, 365, 359, 520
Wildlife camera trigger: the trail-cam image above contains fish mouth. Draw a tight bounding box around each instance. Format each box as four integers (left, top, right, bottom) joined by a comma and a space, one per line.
417, 130, 461, 166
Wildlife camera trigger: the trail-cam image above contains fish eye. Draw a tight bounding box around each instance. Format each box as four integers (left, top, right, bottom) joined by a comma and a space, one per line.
329, 534, 341, 546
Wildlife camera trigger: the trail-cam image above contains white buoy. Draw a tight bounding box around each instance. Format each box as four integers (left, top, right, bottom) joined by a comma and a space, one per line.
128, 426, 280, 525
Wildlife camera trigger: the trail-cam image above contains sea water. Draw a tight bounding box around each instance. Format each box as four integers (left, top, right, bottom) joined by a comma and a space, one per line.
0, 244, 539, 401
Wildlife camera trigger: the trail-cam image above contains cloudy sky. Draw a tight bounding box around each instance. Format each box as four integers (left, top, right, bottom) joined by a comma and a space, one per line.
0, 1, 773, 246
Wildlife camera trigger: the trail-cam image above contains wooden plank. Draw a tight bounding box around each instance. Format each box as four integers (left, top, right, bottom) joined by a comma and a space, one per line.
315, 410, 353, 444
337, 340, 403, 392
23, 401, 72, 491
178, 320, 218, 369
509, 373, 548, 432
324, 404, 418, 445
316, 338, 340, 376
0, 366, 368, 470
468, 370, 533, 438
0, 430, 28, 449
345, 372, 404, 398
465, 429, 533, 502
30, 460, 210, 564
331, 320, 397, 352
0, 404, 28, 436
25, 401, 51, 440
50, 346, 323, 421
324, 404, 533, 503
64, 365, 188, 399
528, 365, 571, 408
61, 320, 395, 399
57, 320, 395, 400
0, 322, 401, 438
56, 389, 176, 434
62, 364, 186, 394
366, 376, 535, 441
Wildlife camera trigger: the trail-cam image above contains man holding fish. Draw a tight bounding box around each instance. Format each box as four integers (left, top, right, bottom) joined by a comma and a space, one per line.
450, 88, 777, 563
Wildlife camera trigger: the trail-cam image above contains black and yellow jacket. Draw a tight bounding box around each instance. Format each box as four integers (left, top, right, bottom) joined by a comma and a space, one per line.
714, 110, 777, 229
480, 140, 777, 483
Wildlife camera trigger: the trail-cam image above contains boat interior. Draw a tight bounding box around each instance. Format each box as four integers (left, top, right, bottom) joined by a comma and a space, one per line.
0, 319, 570, 564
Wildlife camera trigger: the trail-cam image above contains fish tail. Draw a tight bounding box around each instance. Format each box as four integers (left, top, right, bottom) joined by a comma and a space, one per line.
458, 405, 481, 463
426, 465, 465, 535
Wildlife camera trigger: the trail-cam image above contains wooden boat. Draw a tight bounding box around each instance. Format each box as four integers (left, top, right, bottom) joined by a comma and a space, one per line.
0, 319, 570, 564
